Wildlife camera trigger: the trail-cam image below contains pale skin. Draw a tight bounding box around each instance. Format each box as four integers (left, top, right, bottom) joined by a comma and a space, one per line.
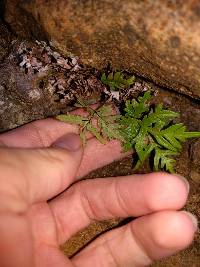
0, 114, 197, 267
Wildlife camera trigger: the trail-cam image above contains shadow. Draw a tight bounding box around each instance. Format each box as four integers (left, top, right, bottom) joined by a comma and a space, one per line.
68, 217, 134, 258
0, 0, 49, 41
0, 0, 5, 18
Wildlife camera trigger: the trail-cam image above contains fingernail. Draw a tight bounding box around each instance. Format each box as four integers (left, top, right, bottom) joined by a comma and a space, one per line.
174, 174, 190, 193
52, 133, 81, 151
181, 211, 198, 230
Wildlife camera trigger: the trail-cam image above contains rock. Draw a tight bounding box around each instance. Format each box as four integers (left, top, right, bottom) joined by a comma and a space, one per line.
0, 19, 13, 62
0, 38, 103, 132
189, 139, 200, 184
0, 42, 58, 131
2, 0, 48, 41
3, 0, 200, 99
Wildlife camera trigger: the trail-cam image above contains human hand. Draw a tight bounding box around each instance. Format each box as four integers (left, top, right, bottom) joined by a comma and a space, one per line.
0, 117, 197, 267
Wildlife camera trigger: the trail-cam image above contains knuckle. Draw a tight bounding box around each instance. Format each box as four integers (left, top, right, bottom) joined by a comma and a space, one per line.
78, 181, 98, 220
114, 179, 130, 216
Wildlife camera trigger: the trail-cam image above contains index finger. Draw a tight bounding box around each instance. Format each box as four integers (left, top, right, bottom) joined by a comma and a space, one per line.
0, 118, 79, 148
0, 139, 129, 209
0, 143, 83, 210
0, 106, 98, 148
0, 114, 131, 179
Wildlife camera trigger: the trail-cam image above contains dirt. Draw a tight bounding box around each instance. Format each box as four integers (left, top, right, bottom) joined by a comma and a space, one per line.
61, 87, 200, 266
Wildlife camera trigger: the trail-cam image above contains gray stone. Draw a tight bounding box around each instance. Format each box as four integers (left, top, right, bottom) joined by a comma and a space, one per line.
0, 39, 103, 132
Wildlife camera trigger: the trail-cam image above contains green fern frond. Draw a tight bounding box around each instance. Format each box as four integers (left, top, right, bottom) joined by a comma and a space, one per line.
56, 114, 87, 125
101, 71, 135, 91
154, 148, 178, 173
57, 92, 200, 173
57, 99, 122, 146
124, 91, 151, 118
120, 92, 200, 172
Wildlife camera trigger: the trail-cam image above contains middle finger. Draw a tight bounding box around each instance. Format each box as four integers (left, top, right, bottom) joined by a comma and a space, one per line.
49, 172, 189, 244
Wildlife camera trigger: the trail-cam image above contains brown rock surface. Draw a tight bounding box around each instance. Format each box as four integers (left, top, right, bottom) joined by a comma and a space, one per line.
3, 0, 200, 98
0, 18, 13, 61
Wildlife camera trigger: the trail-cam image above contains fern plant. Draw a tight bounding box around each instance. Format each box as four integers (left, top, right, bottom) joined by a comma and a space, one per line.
120, 92, 200, 172
56, 93, 200, 173
101, 71, 135, 91
57, 99, 123, 146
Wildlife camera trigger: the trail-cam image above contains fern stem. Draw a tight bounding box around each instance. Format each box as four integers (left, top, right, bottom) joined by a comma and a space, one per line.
184, 132, 200, 138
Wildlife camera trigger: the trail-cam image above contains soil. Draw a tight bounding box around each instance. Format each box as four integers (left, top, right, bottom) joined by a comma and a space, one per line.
61, 86, 200, 266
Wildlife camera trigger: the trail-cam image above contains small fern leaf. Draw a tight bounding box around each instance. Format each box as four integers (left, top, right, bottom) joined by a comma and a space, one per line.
86, 123, 106, 144
101, 73, 107, 83
101, 72, 135, 91
100, 119, 123, 141
162, 123, 200, 142
80, 128, 87, 147
153, 134, 179, 151
56, 114, 86, 125
136, 141, 156, 164
126, 76, 135, 87
96, 105, 113, 117
154, 148, 178, 173
154, 104, 180, 121
124, 91, 151, 119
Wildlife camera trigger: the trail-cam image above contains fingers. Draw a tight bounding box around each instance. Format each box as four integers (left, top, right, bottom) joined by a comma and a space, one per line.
0, 111, 130, 178
0, 118, 79, 148
77, 138, 130, 178
49, 173, 189, 243
72, 211, 197, 267
35, 245, 74, 267
0, 105, 101, 149
0, 134, 83, 210
0, 128, 130, 213
0, 117, 130, 179
0, 213, 33, 267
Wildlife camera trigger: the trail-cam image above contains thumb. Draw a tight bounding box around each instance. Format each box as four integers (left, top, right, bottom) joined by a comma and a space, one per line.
0, 133, 83, 210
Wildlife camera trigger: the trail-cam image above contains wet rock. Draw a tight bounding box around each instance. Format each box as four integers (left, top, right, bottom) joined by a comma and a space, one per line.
3, 0, 200, 98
